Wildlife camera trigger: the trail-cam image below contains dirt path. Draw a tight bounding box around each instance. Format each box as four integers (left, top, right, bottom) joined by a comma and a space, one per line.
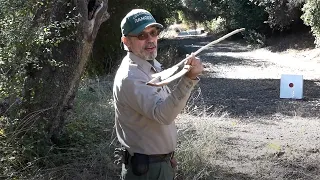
186, 39, 320, 118
174, 37, 320, 179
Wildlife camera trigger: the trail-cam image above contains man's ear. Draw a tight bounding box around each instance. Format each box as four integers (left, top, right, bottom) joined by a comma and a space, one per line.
122, 36, 130, 49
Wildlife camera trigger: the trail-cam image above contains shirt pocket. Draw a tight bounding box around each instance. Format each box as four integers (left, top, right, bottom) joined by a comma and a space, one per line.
157, 86, 170, 99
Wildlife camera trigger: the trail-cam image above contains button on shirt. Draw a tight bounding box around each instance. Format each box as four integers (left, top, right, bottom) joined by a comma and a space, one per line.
113, 52, 199, 155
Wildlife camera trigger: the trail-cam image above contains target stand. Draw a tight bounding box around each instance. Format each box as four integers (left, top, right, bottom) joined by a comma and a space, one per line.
280, 74, 303, 99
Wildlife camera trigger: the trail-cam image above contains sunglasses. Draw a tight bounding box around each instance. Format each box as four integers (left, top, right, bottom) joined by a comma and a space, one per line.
127, 29, 160, 40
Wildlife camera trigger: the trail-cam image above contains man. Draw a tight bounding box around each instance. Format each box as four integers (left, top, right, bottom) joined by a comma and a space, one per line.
113, 9, 203, 180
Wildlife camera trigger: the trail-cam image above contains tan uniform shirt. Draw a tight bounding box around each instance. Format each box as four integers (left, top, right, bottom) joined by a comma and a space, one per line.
113, 52, 199, 155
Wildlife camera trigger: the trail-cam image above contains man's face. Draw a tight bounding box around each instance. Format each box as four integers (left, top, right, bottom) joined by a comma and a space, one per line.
124, 26, 159, 60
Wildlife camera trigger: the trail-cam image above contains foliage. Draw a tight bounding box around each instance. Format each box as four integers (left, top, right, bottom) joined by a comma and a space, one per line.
205, 17, 227, 34
178, 0, 269, 47
252, 0, 306, 31
243, 29, 267, 47
0, 0, 78, 98
180, 0, 218, 25
301, 0, 320, 46
0, 77, 119, 179
0, 0, 80, 178
0, 0, 36, 99
144, 0, 182, 26
218, 0, 268, 32
179, 0, 309, 37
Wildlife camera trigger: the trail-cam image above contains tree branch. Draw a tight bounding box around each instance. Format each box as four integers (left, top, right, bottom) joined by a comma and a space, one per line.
77, 0, 109, 42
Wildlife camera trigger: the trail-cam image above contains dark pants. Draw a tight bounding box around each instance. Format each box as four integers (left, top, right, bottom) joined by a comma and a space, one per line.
121, 160, 175, 180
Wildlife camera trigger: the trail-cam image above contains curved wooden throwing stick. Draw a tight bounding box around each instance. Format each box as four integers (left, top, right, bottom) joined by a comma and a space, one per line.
147, 65, 192, 87
146, 28, 245, 87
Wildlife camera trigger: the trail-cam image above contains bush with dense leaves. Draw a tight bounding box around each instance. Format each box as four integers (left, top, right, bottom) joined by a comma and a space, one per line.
301, 0, 320, 46
251, 0, 305, 31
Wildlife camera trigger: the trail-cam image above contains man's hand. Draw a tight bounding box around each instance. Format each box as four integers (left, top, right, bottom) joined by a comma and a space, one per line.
170, 157, 178, 169
185, 53, 203, 80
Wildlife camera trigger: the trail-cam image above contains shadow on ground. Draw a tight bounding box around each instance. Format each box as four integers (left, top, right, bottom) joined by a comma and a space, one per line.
184, 41, 253, 54
192, 77, 320, 118
201, 54, 271, 67
158, 35, 253, 60
266, 31, 315, 52
168, 36, 320, 119
160, 34, 320, 119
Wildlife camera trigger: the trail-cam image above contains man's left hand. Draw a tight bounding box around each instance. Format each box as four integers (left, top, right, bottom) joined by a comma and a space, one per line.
185, 53, 203, 80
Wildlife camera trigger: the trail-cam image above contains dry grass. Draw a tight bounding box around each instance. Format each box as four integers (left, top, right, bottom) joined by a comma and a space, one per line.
20, 76, 122, 180
174, 110, 320, 179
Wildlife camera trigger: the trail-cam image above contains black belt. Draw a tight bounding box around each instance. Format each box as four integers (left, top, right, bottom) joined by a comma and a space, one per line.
126, 151, 174, 164
147, 152, 174, 163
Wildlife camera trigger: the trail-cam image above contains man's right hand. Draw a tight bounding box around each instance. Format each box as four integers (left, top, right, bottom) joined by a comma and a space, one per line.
170, 157, 178, 169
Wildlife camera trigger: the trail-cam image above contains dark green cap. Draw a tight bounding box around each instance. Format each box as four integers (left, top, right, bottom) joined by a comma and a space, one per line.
121, 9, 163, 36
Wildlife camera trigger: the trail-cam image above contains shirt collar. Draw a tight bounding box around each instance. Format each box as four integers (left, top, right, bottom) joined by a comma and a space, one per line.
128, 52, 162, 72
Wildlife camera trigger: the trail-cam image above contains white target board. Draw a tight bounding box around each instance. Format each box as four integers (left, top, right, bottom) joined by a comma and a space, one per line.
280, 74, 303, 99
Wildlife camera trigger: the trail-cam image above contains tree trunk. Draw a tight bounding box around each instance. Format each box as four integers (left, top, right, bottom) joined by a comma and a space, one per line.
22, 0, 109, 143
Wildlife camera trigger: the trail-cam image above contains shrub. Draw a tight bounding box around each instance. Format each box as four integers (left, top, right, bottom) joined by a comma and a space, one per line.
252, 0, 305, 31
0, 77, 120, 179
301, 0, 320, 46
